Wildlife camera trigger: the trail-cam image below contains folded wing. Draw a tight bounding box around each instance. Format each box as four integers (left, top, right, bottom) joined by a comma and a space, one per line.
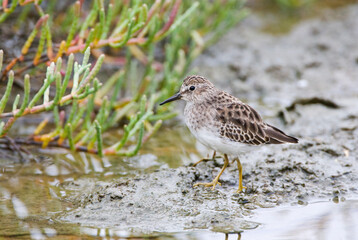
215, 101, 298, 145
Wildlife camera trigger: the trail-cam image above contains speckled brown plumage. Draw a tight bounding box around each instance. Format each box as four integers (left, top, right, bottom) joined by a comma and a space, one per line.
180, 75, 298, 148
160, 75, 298, 193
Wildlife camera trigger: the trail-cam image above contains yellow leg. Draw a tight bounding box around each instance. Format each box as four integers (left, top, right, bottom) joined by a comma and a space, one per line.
193, 153, 229, 190
192, 151, 216, 167
235, 157, 247, 193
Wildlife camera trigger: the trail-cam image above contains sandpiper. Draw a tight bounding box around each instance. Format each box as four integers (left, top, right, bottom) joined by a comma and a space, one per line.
160, 75, 298, 193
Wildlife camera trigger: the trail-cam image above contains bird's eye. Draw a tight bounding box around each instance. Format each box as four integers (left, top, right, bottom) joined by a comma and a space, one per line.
189, 86, 195, 91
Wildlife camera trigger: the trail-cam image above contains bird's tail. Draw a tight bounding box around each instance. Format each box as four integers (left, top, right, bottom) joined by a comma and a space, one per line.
265, 124, 298, 144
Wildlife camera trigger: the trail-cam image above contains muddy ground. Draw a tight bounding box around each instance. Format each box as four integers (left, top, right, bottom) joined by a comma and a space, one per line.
59, 4, 358, 234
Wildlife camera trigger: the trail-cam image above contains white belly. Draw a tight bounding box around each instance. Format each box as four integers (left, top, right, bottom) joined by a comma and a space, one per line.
184, 102, 253, 156
189, 127, 252, 156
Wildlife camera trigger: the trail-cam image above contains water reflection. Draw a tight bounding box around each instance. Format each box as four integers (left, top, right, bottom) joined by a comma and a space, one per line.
79, 227, 242, 239
0, 126, 199, 239
72, 201, 358, 239
29, 228, 45, 240
1, 126, 358, 239
11, 195, 28, 219
45, 164, 59, 176
244, 200, 358, 240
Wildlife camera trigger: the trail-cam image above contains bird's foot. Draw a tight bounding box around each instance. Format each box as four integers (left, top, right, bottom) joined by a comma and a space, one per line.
235, 185, 247, 194
193, 177, 222, 190
192, 151, 217, 167
192, 158, 210, 167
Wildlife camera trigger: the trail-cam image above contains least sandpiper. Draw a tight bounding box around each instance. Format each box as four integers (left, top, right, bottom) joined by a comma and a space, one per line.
160, 75, 298, 193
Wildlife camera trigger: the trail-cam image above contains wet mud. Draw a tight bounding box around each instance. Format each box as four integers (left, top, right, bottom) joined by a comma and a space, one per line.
59, 3, 358, 234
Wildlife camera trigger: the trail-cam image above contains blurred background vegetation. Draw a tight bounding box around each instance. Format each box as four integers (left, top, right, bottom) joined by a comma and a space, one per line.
0, 0, 248, 157
1, 0, 354, 157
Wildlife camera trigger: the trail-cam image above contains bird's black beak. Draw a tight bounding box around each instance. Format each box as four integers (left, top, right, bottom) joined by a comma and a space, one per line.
159, 92, 181, 105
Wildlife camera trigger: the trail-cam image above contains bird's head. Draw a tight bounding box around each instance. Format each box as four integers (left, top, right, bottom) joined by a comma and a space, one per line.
159, 75, 215, 105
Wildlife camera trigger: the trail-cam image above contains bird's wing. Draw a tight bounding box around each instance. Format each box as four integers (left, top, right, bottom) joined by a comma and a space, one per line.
214, 100, 298, 145
214, 101, 270, 145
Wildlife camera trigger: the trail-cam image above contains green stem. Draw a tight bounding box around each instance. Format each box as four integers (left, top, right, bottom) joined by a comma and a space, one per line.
0, 71, 14, 114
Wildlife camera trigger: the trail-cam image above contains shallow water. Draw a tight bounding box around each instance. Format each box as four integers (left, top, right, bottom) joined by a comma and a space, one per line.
1, 126, 357, 239
2, 169, 357, 240
0, 126, 196, 239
